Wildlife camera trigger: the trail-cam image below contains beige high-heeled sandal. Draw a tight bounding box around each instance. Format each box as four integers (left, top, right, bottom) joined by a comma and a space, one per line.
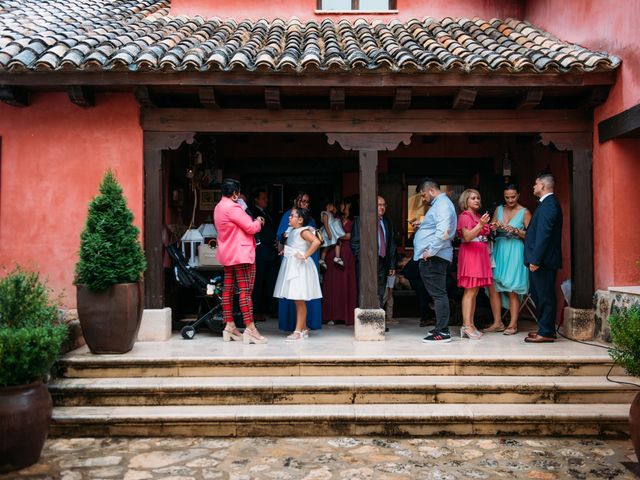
285, 331, 304, 342
460, 325, 483, 340
222, 324, 242, 342
243, 327, 268, 344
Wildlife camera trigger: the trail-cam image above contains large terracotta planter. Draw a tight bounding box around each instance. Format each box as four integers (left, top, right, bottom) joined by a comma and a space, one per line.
77, 282, 143, 354
631, 392, 640, 461
0, 380, 52, 473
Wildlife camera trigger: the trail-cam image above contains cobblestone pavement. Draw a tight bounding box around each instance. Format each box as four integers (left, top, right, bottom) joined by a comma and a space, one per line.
3, 437, 638, 480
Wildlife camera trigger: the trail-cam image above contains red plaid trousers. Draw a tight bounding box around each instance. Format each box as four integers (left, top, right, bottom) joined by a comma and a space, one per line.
222, 263, 256, 325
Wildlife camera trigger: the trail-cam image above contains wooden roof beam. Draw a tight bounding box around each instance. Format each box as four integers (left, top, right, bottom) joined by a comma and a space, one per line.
0, 72, 617, 88
0, 86, 28, 107
580, 86, 610, 109
330, 87, 345, 111
453, 88, 477, 109
198, 87, 220, 109
265, 87, 281, 111
134, 86, 158, 107
393, 87, 412, 111
67, 85, 94, 107
517, 89, 543, 109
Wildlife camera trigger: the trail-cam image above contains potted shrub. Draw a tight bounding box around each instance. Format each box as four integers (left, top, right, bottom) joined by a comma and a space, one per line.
608, 305, 640, 460
75, 170, 146, 354
0, 268, 68, 473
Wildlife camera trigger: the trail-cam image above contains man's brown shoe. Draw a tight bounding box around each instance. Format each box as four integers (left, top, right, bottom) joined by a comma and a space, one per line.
524, 334, 555, 343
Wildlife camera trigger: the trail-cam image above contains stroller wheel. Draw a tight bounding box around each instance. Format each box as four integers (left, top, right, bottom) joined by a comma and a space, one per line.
181, 325, 196, 340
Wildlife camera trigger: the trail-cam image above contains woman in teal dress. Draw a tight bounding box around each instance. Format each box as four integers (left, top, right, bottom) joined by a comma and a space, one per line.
485, 184, 531, 335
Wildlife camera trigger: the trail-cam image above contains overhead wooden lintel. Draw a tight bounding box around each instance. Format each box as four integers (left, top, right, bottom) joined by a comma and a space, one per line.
0, 86, 28, 107
198, 87, 220, 109
141, 108, 592, 135
67, 85, 95, 107
393, 87, 412, 111
134, 86, 158, 107
264, 87, 281, 111
517, 89, 543, 109
330, 87, 345, 111
452, 88, 477, 110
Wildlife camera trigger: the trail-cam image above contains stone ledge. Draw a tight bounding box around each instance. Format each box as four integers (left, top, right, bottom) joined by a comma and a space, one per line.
138, 308, 172, 342
354, 308, 385, 341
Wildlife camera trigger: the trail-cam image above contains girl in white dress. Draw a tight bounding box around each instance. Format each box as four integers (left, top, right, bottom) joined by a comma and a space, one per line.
319, 201, 346, 269
273, 208, 323, 342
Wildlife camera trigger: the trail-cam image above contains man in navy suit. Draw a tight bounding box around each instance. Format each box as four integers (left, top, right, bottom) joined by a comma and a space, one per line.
523, 173, 563, 343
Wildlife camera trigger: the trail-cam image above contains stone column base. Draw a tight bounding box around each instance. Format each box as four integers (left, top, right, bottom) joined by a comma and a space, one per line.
560, 307, 595, 341
138, 308, 172, 342
354, 308, 385, 341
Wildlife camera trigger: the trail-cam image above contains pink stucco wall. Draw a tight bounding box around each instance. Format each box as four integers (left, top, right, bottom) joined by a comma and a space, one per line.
171, 0, 523, 21
526, 0, 640, 289
0, 93, 143, 308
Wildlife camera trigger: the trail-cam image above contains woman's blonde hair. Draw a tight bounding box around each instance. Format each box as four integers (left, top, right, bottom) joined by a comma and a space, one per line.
458, 188, 481, 211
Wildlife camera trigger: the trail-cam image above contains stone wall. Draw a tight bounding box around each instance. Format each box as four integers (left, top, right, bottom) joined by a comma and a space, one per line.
593, 287, 640, 342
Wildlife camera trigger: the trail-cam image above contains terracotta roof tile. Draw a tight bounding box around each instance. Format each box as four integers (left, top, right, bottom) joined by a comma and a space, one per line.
0, 0, 620, 74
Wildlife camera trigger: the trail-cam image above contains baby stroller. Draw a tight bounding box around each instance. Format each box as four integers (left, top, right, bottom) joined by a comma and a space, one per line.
166, 243, 241, 339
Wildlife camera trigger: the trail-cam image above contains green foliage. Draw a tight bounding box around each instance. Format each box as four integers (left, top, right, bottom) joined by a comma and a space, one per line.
0, 268, 68, 387
75, 170, 146, 292
608, 305, 640, 378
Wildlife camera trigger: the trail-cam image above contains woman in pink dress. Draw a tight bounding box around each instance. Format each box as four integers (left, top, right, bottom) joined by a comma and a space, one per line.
456, 189, 493, 340
322, 198, 357, 326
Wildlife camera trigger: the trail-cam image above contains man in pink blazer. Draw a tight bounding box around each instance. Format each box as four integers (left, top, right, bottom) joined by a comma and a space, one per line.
214, 179, 266, 344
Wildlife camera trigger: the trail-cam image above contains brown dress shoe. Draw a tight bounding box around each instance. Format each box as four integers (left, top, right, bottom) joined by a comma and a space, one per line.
524, 334, 555, 343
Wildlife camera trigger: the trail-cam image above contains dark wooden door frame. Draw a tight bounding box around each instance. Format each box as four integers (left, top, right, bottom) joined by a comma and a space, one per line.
539, 133, 594, 309
143, 110, 595, 311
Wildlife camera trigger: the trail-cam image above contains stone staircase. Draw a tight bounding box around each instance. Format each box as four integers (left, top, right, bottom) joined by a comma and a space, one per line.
48, 338, 635, 437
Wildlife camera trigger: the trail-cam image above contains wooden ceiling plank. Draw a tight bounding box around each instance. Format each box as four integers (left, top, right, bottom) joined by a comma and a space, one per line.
452, 88, 477, 110
67, 85, 95, 107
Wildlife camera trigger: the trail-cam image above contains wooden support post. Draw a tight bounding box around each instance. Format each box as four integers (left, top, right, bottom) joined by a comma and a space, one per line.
393, 87, 412, 111
539, 132, 593, 308
330, 87, 345, 111
143, 131, 195, 308
517, 89, 543, 109
358, 150, 379, 309
326, 133, 411, 309
570, 148, 594, 308
134, 86, 157, 107
265, 87, 281, 111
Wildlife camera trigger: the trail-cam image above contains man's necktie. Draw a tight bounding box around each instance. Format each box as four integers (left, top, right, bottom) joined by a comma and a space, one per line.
378, 219, 386, 258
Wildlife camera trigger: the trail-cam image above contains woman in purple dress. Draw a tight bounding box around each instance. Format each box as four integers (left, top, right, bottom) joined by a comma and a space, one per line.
322, 198, 357, 326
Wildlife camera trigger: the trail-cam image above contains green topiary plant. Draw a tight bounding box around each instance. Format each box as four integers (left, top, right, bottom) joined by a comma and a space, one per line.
608, 305, 640, 378
75, 170, 146, 292
0, 268, 68, 387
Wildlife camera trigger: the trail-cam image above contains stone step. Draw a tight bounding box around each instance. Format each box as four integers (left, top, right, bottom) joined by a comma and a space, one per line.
49, 375, 638, 407
56, 355, 625, 378
49, 403, 630, 437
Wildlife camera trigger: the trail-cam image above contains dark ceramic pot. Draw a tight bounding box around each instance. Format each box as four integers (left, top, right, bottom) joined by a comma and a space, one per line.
0, 380, 52, 473
631, 392, 640, 461
77, 282, 143, 354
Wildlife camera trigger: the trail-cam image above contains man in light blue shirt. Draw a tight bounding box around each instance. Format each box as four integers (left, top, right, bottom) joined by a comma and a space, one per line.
412, 178, 457, 343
